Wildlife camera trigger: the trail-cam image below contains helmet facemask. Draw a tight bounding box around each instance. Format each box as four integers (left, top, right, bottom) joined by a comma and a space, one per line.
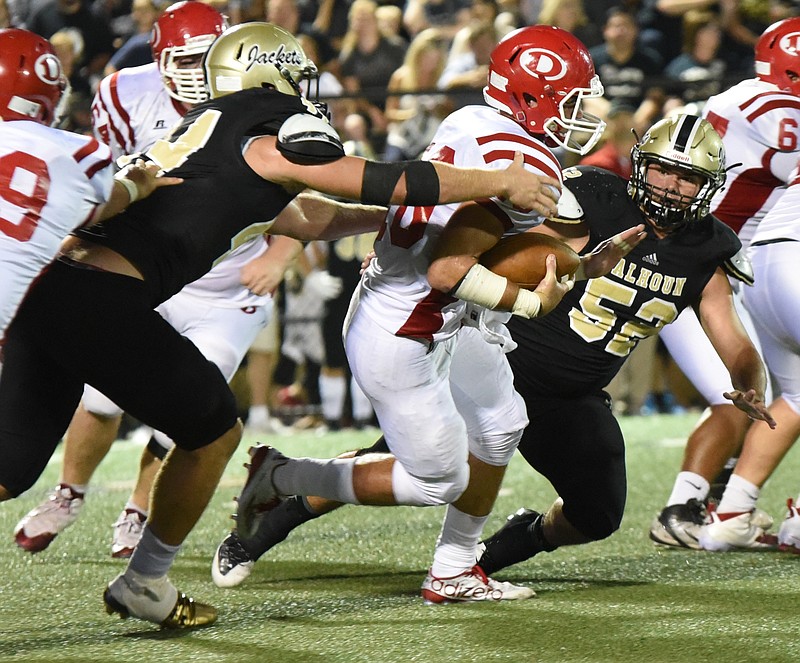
541, 74, 606, 155
160, 34, 218, 105
629, 114, 726, 234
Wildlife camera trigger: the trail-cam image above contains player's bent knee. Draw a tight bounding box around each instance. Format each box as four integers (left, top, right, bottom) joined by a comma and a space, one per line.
566, 505, 623, 541
469, 429, 523, 466
391, 460, 469, 506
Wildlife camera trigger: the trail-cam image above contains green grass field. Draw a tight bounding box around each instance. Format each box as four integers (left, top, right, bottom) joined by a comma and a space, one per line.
1, 413, 799, 663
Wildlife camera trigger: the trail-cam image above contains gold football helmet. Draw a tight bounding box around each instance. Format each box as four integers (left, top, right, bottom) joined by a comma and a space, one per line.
203, 22, 320, 102
629, 114, 726, 232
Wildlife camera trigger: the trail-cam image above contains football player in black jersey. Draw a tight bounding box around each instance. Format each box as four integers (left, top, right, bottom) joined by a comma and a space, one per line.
476, 113, 775, 575
0, 23, 565, 629
208, 113, 776, 586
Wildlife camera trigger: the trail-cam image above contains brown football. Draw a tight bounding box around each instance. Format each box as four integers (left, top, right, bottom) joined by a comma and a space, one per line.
479, 232, 581, 288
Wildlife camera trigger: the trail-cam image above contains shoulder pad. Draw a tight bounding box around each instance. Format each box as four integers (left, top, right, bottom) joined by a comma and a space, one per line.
550, 185, 584, 224
277, 113, 345, 165
723, 246, 754, 285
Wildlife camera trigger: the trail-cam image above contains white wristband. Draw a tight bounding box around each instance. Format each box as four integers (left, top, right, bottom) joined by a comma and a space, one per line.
452, 264, 508, 310
115, 176, 139, 203
511, 288, 542, 319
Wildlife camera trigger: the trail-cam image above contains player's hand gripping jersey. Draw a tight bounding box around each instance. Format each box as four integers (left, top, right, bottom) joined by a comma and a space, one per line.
507, 167, 742, 397
75, 87, 316, 305
91, 62, 271, 308
358, 105, 562, 343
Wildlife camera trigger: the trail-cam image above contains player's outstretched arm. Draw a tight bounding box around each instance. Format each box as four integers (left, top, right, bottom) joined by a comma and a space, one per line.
574, 224, 647, 280
269, 195, 387, 241
698, 268, 776, 429
247, 137, 559, 216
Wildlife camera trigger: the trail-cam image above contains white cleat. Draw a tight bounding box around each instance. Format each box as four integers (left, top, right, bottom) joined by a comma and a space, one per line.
698, 509, 778, 552
110, 508, 147, 558
211, 532, 255, 588
421, 565, 535, 604
778, 498, 800, 554
14, 484, 84, 553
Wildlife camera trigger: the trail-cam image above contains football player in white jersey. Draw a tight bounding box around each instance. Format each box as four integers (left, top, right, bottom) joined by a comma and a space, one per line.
650, 16, 800, 550
226, 26, 646, 602
0, 21, 571, 630
697, 164, 800, 553
0, 28, 175, 346
12, 1, 306, 557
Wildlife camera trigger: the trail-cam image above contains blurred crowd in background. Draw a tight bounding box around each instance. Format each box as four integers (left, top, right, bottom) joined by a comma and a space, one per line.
6, 0, 798, 429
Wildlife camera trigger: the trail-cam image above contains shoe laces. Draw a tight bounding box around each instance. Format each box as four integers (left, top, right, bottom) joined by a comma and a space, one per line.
219, 534, 253, 572
115, 509, 146, 534
48, 484, 83, 513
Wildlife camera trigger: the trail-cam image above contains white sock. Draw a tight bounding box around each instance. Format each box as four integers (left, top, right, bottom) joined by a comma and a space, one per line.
350, 377, 374, 422
666, 472, 710, 506
717, 474, 760, 514
127, 525, 182, 578
430, 505, 488, 578
273, 457, 358, 504
249, 405, 269, 425
319, 374, 346, 422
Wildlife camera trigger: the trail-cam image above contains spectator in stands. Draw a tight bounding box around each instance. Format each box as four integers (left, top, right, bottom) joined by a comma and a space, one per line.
384, 27, 451, 161
665, 17, 726, 105
1, 0, 12, 26
104, 0, 162, 73
403, 0, 471, 39
27, 0, 116, 84
446, 0, 504, 64
50, 27, 93, 132
579, 100, 636, 180
637, 0, 719, 66
589, 7, 665, 136
537, 0, 601, 49
339, 0, 406, 135
310, 0, 351, 51
265, 0, 336, 70
438, 18, 495, 91
375, 4, 407, 45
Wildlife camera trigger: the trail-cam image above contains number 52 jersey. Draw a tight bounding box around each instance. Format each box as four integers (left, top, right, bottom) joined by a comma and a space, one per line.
0, 121, 113, 340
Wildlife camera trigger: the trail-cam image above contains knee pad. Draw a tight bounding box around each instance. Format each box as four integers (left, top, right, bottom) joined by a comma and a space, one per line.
81, 385, 123, 418
468, 429, 522, 466
390, 459, 469, 506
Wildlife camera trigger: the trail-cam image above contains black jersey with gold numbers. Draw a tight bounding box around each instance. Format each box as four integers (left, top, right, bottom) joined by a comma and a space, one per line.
507, 166, 742, 398
75, 87, 322, 305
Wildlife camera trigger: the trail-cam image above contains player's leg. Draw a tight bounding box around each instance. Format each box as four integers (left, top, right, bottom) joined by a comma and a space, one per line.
14, 389, 125, 552
235, 309, 470, 520
212, 439, 390, 588
420, 326, 533, 602
652, 307, 758, 547
478, 391, 625, 574
701, 244, 799, 551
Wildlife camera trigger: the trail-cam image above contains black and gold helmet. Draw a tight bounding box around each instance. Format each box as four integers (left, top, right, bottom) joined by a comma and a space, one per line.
203, 22, 320, 103
629, 114, 726, 233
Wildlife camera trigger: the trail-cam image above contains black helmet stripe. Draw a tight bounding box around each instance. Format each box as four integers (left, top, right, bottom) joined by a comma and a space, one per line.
673, 114, 702, 154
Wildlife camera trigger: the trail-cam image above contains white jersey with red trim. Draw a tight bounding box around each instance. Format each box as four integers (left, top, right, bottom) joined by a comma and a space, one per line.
356, 105, 561, 343
91, 62, 269, 307
750, 165, 800, 244
703, 78, 800, 246
0, 121, 113, 338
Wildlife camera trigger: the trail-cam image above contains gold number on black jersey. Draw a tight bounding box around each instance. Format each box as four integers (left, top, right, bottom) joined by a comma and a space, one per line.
569, 277, 679, 357
145, 109, 221, 172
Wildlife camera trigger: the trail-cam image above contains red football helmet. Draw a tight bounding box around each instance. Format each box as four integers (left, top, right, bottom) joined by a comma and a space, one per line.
755, 17, 800, 96
484, 25, 605, 155
0, 28, 67, 125
150, 1, 227, 104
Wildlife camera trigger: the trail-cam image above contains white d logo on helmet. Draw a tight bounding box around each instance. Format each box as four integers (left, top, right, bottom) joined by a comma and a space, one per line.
34, 54, 62, 86
779, 31, 800, 55
518, 48, 567, 81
